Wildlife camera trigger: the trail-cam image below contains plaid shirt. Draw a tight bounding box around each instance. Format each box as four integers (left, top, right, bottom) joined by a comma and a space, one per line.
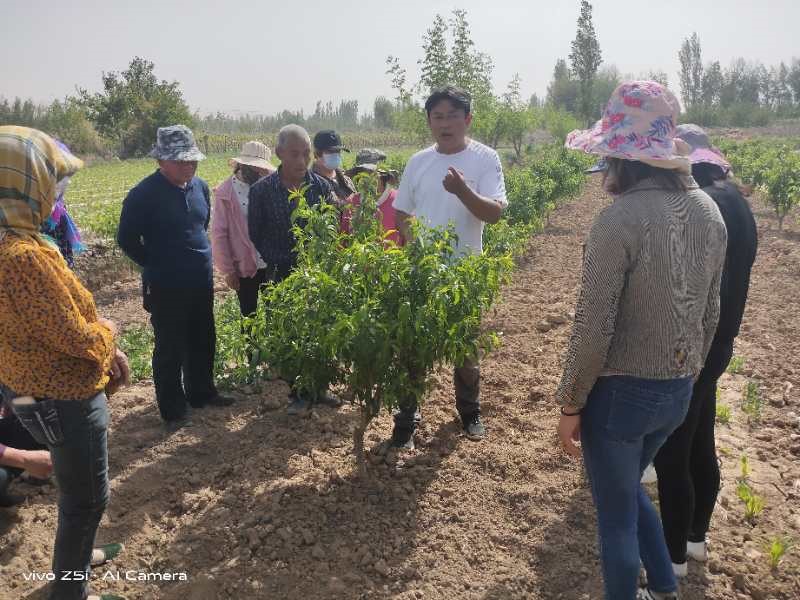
247, 168, 334, 268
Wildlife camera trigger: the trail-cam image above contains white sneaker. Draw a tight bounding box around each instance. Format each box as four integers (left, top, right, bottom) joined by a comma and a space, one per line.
637, 589, 679, 600
641, 464, 658, 484
687, 539, 708, 562
672, 561, 688, 578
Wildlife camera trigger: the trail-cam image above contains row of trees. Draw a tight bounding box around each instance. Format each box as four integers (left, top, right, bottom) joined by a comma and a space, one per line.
384, 8, 582, 159
678, 32, 800, 126
197, 98, 400, 134
717, 138, 800, 230
1, 57, 194, 157
544, 5, 800, 128
0, 97, 108, 156
6, 2, 799, 158
2, 58, 401, 158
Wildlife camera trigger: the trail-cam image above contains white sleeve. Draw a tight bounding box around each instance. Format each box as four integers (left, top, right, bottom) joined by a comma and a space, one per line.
478, 150, 507, 207
393, 158, 416, 215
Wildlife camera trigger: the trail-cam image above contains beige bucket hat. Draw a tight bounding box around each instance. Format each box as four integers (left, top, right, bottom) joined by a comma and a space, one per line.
231, 141, 276, 172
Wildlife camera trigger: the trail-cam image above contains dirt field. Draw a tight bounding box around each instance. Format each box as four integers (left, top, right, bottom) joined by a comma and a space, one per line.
1, 178, 798, 600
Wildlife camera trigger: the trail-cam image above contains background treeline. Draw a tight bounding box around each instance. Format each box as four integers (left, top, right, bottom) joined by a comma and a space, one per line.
674, 33, 800, 127
543, 28, 800, 127
3, 3, 799, 158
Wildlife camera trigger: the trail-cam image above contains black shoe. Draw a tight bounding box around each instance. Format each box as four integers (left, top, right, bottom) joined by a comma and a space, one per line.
461, 412, 486, 441
163, 415, 189, 432
203, 394, 235, 408
390, 427, 415, 450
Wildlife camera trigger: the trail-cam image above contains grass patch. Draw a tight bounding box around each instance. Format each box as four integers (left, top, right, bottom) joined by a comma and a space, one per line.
767, 537, 793, 570
727, 355, 746, 375
118, 325, 154, 382
742, 380, 763, 424
737, 455, 765, 524
716, 402, 732, 425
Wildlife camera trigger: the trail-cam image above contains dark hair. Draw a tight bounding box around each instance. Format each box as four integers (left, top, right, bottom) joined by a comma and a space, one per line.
424, 86, 471, 117
603, 158, 689, 195
379, 170, 399, 187
691, 163, 727, 188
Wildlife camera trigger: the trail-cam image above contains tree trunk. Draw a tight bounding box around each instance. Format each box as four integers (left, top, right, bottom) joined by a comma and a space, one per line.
353, 411, 370, 478
353, 393, 380, 478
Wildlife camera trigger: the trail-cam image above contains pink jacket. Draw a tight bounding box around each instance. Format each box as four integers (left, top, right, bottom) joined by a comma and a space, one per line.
211, 176, 261, 279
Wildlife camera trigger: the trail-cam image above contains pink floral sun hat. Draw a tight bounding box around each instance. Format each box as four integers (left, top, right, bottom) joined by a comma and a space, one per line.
674, 124, 731, 173
566, 80, 691, 173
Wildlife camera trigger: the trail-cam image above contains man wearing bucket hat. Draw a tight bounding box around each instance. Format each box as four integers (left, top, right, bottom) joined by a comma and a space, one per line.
653, 124, 757, 578
311, 130, 357, 203
211, 141, 275, 317
118, 125, 234, 429
553, 82, 728, 600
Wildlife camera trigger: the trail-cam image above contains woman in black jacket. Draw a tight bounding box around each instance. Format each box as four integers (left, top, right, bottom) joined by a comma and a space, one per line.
654, 124, 758, 577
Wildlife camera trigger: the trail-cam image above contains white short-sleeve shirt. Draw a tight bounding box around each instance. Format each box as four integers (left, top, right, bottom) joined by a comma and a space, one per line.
393, 139, 507, 256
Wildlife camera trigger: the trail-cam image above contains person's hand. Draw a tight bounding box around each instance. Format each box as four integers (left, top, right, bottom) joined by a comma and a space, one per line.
111, 348, 131, 385
106, 348, 130, 396
98, 317, 118, 338
557, 412, 582, 459
225, 273, 240, 291
22, 450, 53, 479
442, 167, 469, 198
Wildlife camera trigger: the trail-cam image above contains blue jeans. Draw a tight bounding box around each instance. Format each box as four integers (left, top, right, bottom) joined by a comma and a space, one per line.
5, 387, 109, 600
581, 376, 692, 600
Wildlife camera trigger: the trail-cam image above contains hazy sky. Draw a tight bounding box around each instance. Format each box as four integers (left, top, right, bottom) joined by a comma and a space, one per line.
2, 0, 798, 117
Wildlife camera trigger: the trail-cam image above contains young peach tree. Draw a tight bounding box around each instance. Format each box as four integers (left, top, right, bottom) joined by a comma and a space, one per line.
251, 180, 511, 474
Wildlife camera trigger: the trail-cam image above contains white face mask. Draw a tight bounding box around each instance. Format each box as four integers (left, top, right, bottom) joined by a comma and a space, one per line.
322, 152, 342, 170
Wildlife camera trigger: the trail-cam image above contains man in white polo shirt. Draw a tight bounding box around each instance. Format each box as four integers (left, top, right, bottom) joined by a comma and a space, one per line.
392, 85, 508, 449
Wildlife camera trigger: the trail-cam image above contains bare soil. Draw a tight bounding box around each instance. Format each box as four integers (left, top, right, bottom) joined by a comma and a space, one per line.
1, 179, 798, 600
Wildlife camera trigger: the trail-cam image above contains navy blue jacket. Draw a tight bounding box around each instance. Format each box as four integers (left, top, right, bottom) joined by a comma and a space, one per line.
117, 170, 213, 290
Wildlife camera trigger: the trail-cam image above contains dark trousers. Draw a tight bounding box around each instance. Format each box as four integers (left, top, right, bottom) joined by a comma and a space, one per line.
0, 467, 12, 499
654, 340, 734, 563
0, 406, 46, 495
266, 263, 292, 286
7, 389, 110, 600
394, 356, 480, 431
145, 285, 217, 421
236, 268, 269, 317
